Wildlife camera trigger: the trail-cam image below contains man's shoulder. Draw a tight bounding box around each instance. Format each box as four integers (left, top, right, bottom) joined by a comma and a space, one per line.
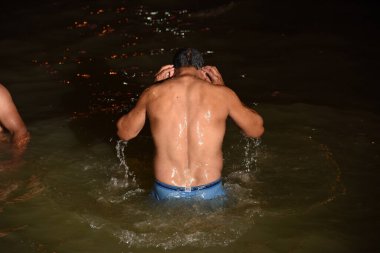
144, 82, 162, 93
145, 78, 177, 93
207, 83, 235, 95
139, 83, 162, 101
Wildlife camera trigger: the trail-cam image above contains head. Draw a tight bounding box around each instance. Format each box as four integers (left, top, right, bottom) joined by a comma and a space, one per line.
172, 48, 204, 70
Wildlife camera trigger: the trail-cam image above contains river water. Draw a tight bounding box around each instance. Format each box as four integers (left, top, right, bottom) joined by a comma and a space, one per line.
0, 0, 379, 252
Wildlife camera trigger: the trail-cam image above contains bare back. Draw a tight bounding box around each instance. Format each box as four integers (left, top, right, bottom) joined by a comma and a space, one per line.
117, 66, 264, 188
146, 75, 228, 187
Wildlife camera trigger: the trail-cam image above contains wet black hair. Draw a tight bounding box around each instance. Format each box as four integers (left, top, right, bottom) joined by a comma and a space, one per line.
172, 48, 204, 69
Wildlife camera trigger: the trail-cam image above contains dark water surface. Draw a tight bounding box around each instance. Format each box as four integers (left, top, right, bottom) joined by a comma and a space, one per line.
0, 0, 379, 252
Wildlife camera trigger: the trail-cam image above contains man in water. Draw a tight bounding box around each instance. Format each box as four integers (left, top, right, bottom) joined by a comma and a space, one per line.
117, 48, 264, 200
0, 83, 30, 169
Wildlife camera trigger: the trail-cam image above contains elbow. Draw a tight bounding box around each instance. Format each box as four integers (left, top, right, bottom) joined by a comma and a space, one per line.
245, 117, 264, 138
117, 129, 136, 141
116, 118, 137, 141
244, 126, 264, 138
256, 126, 264, 138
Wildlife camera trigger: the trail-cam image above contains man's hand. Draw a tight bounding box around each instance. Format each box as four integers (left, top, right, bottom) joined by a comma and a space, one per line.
154, 65, 175, 82
201, 66, 225, 86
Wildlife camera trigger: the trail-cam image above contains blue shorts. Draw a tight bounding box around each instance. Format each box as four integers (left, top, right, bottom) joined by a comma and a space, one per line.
152, 178, 226, 200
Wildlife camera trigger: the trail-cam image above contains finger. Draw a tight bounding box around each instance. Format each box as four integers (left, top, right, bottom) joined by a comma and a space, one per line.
169, 69, 175, 78
202, 66, 224, 85
202, 66, 219, 77
206, 66, 221, 77
199, 70, 212, 82
201, 66, 214, 76
202, 66, 212, 72
209, 67, 224, 84
158, 64, 174, 72
155, 65, 174, 76
155, 69, 171, 80
155, 67, 174, 78
155, 73, 166, 82
154, 68, 174, 82
202, 67, 218, 82
154, 72, 165, 82
164, 70, 171, 79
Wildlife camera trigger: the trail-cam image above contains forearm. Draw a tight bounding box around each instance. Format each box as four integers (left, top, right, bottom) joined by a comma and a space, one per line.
117, 128, 137, 141
117, 115, 142, 141
234, 107, 264, 138
11, 129, 30, 158
245, 113, 264, 138
116, 88, 148, 141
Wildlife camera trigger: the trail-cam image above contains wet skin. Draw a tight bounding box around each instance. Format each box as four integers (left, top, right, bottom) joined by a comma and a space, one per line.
0, 84, 30, 169
117, 66, 264, 187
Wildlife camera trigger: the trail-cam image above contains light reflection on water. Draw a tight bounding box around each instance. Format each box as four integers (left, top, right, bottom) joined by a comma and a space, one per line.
0, 103, 367, 251
73, 134, 265, 249
48, 120, 342, 249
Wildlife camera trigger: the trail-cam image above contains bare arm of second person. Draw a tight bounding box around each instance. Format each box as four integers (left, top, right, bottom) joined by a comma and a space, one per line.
202, 66, 264, 138
0, 84, 30, 159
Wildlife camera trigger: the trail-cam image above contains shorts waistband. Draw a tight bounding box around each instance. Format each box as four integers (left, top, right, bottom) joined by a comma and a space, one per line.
154, 178, 222, 192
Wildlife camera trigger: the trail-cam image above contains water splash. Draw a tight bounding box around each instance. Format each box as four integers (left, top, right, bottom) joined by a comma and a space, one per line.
112, 140, 137, 188
81, 137, 264, 249
241, 137, 261, 172
116, 140, 128, 170
110, 198, 261, 249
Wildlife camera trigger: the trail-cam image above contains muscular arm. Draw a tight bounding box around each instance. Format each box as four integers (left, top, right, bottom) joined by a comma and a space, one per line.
226, 89, 264, 138
117, 89, 149, 141
201, 66, 264, 138
0, 84, 30, 157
